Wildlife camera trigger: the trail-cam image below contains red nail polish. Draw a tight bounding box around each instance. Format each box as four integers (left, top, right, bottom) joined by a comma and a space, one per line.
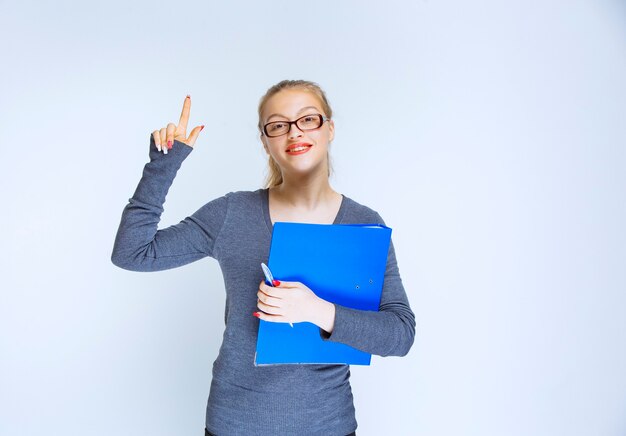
167, 140, 173, 148
253, 312, 261, 318
272, 280, 281, 287
200, 125, 205, 131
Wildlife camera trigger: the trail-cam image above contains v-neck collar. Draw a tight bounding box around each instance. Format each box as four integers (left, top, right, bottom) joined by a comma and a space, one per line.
261, 188, 347, 235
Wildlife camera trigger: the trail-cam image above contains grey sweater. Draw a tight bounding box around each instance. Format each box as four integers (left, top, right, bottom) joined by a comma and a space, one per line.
111, 138, 415, 435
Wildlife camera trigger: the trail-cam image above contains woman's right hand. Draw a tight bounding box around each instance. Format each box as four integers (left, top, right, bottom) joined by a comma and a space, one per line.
152, 95, 204, 154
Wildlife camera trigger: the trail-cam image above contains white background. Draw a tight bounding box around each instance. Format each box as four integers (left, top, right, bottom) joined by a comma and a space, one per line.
1, 0, 625, 435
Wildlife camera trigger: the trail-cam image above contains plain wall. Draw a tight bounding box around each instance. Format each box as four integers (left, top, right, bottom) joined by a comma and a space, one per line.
1, 0, 625, 435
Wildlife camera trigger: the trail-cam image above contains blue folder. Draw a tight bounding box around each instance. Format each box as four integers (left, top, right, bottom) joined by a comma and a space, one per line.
254, 222, 392, 365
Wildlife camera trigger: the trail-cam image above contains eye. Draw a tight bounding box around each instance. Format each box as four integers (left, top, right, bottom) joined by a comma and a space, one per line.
298, 115, 320, 129
269, 122, 285, 131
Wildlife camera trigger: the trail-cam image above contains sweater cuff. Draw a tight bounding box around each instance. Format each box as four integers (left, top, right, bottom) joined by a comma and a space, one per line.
148, 135, 193, 163
320, 304, 359, 344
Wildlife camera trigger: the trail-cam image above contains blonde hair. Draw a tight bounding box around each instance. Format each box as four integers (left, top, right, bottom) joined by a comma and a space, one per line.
257, 80, 334, 188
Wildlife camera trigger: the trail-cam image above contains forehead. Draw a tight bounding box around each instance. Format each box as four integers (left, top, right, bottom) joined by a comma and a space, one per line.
263, 90, 323, 120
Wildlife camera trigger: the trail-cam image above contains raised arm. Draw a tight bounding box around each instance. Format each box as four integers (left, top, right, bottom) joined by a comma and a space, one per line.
111, 96, 228, 272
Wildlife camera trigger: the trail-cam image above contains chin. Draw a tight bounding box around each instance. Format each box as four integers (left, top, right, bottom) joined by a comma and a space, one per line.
283, 162, 329, 180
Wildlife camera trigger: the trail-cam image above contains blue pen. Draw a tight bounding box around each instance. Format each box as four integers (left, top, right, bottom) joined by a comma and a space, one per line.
261, 263, 293, 327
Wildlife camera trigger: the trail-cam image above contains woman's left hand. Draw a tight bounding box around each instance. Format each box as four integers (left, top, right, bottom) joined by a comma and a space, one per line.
255, 280, 335, 332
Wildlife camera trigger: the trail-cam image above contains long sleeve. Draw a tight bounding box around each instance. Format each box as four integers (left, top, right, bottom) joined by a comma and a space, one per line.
322, 224, 416, 357
111, 136, 228, 272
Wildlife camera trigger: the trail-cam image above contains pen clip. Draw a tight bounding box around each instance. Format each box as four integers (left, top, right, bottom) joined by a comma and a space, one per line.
261, 262, 274, 286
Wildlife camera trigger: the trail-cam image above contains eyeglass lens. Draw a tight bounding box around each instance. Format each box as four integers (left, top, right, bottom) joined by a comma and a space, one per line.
265, 114, 323, 137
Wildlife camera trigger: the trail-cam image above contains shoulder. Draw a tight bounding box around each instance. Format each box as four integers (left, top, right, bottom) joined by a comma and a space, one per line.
219, 188, 266, 213
192, 189, 262, 212
340, 194, 386, 225
224, 189, 264, 201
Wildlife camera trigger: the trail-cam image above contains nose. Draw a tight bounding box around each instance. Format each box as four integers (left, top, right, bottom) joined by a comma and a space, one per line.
287, 122, 303, 140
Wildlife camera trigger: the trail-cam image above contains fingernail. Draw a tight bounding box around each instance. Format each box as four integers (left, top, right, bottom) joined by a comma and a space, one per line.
163, 147, 168, 155
253, 312, 261, 318
186, 94, 190, 99
167, 140, 173, 148
200, 125, 205, 131
272, 280, 281, 287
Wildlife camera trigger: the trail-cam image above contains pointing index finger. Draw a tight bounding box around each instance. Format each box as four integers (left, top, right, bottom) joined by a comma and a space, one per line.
178, 95, 191, 132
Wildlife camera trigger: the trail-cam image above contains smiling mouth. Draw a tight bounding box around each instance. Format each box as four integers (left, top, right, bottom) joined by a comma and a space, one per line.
286, 143, 313, 154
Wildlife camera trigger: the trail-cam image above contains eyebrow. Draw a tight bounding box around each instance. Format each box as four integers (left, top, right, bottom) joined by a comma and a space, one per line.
266, 106, 320, 122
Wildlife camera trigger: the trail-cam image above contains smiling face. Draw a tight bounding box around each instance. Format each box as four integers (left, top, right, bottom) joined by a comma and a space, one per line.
260, 89, 335, 182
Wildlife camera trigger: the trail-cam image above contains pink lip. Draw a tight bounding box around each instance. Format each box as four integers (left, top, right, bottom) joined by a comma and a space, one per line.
285, 143, 313, 155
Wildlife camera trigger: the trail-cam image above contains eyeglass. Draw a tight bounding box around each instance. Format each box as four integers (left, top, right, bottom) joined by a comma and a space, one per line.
263, 113, 330, 138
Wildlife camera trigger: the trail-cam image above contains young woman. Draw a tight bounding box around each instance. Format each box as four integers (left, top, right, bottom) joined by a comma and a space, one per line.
111, 80, 415, 435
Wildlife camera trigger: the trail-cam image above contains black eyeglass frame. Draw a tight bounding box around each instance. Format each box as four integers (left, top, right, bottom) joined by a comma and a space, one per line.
262, 113, 330, 138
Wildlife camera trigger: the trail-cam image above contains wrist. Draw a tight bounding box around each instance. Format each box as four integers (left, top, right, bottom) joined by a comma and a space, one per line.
312, 298, 335, 334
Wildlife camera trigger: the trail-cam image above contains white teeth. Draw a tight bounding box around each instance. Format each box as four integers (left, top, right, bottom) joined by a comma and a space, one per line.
289, 146, 309, 152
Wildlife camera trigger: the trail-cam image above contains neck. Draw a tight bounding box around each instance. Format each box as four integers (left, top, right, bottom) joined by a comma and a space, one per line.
273, 171, 337, 210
